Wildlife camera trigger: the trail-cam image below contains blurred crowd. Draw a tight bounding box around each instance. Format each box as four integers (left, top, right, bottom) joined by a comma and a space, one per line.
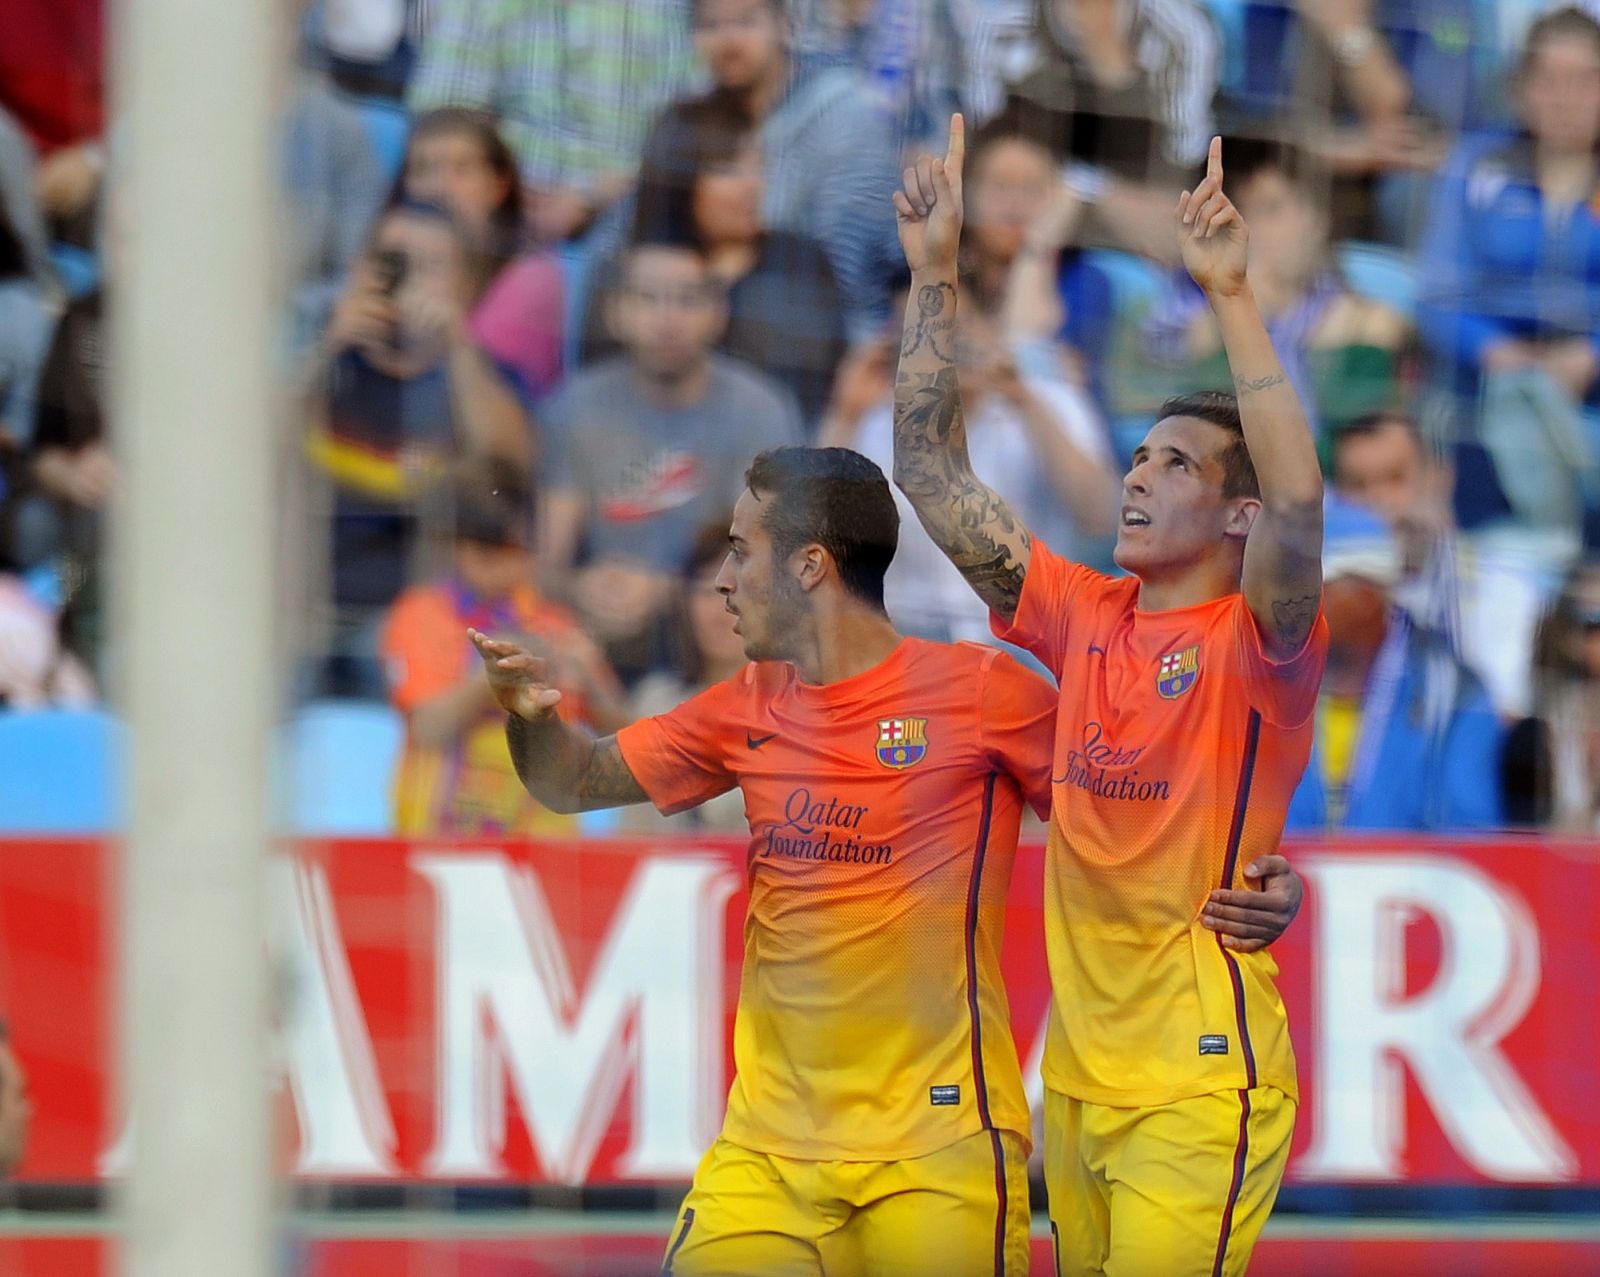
3, 0, 1600, 834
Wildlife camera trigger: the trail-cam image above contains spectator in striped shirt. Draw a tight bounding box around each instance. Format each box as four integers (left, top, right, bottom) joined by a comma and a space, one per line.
645, 0, 905, 341
985, 0, 1224, 263
408, 0, 698, 245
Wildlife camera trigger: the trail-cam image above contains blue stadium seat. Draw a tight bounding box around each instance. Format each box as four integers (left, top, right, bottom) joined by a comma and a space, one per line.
347, 95, 410, 186
1337, 241, 1418, 319
281, 700, 404, 835
48, 242, 101, 300
0, 709, 124, 833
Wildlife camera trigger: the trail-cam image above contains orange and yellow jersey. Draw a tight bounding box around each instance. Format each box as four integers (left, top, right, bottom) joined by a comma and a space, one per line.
616, 638, 1056, 1161
993, 542, 1328, 1108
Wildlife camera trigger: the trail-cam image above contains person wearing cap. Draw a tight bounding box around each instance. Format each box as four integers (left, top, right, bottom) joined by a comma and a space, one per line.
380, 457, 628, 835
1285, 498, 1505, 831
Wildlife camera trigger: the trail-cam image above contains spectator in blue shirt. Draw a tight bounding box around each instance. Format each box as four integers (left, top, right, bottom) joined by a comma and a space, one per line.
1418, 7, 1600, 413
1287, 506, 1506, 831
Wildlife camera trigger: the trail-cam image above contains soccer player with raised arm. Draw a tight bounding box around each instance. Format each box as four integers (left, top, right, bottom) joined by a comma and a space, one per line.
471, 446, 1303, 1277
893, 121, 1328, 1277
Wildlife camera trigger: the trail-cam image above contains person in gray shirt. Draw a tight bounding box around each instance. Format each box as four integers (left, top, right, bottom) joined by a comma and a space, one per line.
541, 239, 802, 680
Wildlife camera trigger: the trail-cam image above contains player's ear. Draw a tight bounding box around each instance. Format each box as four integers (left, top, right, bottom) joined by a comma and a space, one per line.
1224, 496, 1261, 542
794, 543, 828, 593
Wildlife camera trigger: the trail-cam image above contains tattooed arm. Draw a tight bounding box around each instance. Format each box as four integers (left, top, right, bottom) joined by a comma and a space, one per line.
1178, 140, 1324, 657
892, 116, 1036, 623
470, 629, 649, 813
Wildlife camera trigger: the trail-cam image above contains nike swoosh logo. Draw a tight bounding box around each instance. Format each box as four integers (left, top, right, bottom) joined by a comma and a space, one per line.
746, 732, 778, 750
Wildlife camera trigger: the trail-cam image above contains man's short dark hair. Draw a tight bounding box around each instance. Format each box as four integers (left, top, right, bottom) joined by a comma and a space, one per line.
1218, 136, 1328, 206
452, 455, 533, 547
692, 0, 785, 19
1331, 411, 1425, 470
1157, 391, 1260, 500
744, 447, 899, 608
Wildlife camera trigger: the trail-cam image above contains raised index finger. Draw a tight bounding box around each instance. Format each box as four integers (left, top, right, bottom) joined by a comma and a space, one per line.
1206, 135, 1223, 185
946, 113, 966, 179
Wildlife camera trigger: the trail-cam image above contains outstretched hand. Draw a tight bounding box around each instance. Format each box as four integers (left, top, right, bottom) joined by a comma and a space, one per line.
1177, 137, 1250, 299
1200, 854, 1303, 952
894, 113, 966, 273
469, 628, 564, 722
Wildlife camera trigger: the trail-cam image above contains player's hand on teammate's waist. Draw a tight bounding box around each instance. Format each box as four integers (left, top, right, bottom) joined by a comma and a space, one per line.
469, 628, 564, 722
1200, 854, 1302, 952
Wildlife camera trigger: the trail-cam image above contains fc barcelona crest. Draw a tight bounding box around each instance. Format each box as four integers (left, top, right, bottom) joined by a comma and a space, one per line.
1157, 645, 1200, 699
877, 717, 928, 769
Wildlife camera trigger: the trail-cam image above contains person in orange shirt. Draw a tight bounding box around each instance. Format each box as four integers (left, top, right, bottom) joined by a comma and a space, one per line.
381, 458, 628, 835
470, 446, 1302, 1276
893, 120, 1328, 1276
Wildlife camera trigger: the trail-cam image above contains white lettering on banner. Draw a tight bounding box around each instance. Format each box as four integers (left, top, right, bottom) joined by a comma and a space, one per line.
1298, 855, 1577, 1182
267, 856, 397, 1175
100, 857, 399, 1177
417, 853, 737, 1182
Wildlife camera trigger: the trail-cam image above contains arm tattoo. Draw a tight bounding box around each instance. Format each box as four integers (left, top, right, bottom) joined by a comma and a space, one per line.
575, 736, 649, 808
899, 283, 958, 359
506, 716, 647, 811
1233, 372, 1287, 395
1269, 593, 1319, 648
892, 362, 1033, 618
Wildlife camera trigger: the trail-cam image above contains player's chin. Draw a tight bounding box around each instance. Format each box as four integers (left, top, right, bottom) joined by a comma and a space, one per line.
1111, 536, 1149, 573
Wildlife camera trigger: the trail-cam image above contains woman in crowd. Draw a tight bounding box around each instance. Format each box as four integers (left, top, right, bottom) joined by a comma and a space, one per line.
391, 107, 565, 404
1417, 6, 1600, 518
961, 112, 1116, 411
619, 517, 749, 834
307, 200, 531, 695
583, 97, 848, 432
1144, 138, 1408, 467
1504, 559, 1600, 829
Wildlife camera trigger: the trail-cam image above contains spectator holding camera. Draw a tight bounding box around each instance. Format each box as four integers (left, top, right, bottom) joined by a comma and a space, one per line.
391, 108, 565, 405
305, 200, 530, 695
540, 239, 801, 682
382, 458, 626, 835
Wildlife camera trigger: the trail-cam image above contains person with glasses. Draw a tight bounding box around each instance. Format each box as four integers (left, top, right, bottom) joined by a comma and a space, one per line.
539, 239, 802, 683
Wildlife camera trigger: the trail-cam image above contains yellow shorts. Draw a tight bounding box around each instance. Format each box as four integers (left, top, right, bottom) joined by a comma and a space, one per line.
1043, 1086, 1294, 1277
662, 1127, 1031, 1277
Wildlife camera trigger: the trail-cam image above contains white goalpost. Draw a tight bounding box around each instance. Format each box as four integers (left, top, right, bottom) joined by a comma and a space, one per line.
113, 0, 281, 1272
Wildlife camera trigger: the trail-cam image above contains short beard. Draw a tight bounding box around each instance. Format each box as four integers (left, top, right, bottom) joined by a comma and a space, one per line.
746, 570, 807, 663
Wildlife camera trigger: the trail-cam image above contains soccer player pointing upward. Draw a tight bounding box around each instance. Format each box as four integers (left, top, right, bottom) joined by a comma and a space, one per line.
472, 445, 1302, 1276
895, 122, 1328, 1276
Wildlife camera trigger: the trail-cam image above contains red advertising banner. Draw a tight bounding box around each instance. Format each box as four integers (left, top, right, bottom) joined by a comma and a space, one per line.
1, 835, 1595, 1186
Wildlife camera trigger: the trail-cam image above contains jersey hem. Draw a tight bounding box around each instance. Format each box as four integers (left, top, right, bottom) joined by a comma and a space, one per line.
1039, 1067, 1299, 1109
719, 1110, 1035, 1163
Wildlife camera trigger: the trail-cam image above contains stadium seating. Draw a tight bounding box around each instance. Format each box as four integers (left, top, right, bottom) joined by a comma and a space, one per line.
0, 709, 124, 832
1337, 241, 1419, 318
279, 699, 404, 835
346, 94, 410, 185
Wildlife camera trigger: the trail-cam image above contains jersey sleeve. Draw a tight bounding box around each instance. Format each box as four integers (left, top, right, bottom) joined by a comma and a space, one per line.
381, 589, 462, 713
615, 676, 743, 816
1233, 599, 1330, 729
988, 539, 1101, 678
977, 650, 1060, 819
